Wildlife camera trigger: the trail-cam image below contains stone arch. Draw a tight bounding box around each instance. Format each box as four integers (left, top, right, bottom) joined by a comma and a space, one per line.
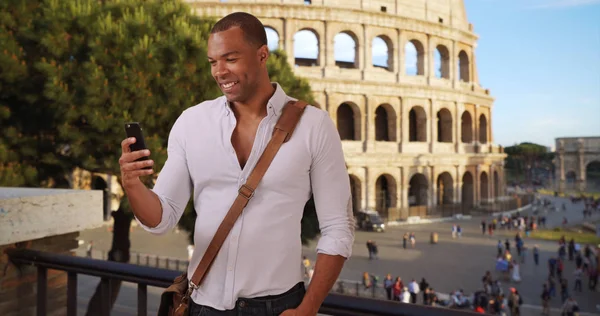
435, 44, 450, 79
585, 160, 600, 192
372, 35, 393, 70
375, 104, 397, 141
294, 29, 319, 66
437, 172, 454, 205
375, 174, 397, 219
458, 50, 470, 82
494, 170, 500, 198
92, 176, 109, 221
264, 26, 279, 51
462, 171, 474, 207
480, 171, 489, 202
334, 31, 359, 69
461, 111, 473, 143
566, 170, 577, 190
437, 108, 453, 143
479, 114, 488, 144
405, 39, 425, 76
408, 173, 429, 206
349, 174, 362, 214
409, 106, 427, 142
336, 102, 361, 140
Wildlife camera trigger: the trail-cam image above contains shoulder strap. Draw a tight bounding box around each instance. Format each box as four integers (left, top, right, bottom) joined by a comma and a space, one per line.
189, 99, 309, 287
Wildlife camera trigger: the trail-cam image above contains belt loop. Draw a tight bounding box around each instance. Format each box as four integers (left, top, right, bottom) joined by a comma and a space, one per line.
266, 300, 273, 315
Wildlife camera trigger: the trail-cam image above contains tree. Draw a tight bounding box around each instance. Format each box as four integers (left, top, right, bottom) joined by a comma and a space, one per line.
1, 0, 318, 313
504, 142, 554, 184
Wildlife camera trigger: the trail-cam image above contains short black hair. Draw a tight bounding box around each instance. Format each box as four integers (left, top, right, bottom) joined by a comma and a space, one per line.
211, 12, 267, 48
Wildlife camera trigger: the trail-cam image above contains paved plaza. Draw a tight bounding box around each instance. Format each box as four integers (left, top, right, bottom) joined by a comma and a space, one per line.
76, 195, 600, 315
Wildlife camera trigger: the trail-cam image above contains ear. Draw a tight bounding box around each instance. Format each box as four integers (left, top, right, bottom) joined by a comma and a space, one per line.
258, 45, 269, 65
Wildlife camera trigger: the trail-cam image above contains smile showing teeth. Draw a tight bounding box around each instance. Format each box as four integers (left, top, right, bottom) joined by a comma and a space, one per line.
222, 81, 238, 89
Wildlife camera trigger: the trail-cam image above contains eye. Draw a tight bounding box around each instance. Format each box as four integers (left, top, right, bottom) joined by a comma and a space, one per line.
226, 58, 238, 62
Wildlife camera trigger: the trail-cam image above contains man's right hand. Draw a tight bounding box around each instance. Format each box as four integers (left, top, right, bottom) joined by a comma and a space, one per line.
119, 137, 155, 190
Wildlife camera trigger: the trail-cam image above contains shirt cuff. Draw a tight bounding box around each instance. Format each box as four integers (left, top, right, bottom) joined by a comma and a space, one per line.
316, 235, 353, 259
134, 190, 173, 235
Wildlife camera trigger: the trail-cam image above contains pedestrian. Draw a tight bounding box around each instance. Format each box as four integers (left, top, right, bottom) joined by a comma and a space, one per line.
409, 232, 416, 248
402, 233, 408, 249
573, 267, 582, 292
384, 274, 394, 300
408, 279, 420, 304
86, 241, 93, 258
366, 240, 374, 260
508, 288, 522, 316
419, 278, 429, 304
541, 284, 550, 316
497, 240, 503, 257
481, 220, 486, 235
451, 224, 457, 239
457, 225, 462, 238
533, 245, 539, 266
118, 12, 355, 315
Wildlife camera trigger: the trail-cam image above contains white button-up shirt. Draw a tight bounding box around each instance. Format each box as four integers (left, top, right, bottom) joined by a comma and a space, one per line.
136, 83, 355, 311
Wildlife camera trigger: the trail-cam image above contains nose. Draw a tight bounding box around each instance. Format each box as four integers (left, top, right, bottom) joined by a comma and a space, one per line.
213, 61, 229, 78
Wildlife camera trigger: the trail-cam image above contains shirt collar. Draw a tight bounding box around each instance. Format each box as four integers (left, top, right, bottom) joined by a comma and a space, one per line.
223, 82, 289, 117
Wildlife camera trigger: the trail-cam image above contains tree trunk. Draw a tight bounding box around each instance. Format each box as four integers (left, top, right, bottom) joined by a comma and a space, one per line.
85, 207, 132, 316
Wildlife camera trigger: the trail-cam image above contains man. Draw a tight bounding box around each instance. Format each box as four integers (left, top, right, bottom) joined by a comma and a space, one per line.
118, 12, 354, 316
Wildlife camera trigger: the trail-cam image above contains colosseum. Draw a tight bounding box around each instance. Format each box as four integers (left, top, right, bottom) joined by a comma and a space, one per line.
187, 0, 508, 220
81, 0, 508, 222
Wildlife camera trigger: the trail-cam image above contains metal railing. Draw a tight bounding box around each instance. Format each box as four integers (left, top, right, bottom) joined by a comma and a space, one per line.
7, 248, 478, 316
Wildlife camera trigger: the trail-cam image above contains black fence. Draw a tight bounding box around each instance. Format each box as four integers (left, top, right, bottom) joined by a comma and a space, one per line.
7, 248, 478, 316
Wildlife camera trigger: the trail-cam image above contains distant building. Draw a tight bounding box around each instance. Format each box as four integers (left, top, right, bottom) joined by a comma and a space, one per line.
555, 137, 600, 193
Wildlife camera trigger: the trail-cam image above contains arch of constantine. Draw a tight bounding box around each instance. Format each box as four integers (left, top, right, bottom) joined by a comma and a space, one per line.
555, 137, 600, 193
188, 0, 507, 220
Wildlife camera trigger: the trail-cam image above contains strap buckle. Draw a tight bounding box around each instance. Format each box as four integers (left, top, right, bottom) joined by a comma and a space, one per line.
238, 184, 255, 200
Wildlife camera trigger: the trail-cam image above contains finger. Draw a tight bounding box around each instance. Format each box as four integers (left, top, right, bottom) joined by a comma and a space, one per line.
121, 149, 151, 163
122, 160, 154, 172
121, 137, 137, 153
124, 168, 154, 179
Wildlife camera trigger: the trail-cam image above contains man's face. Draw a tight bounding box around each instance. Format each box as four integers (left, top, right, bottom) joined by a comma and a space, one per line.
207, 27, 267, 103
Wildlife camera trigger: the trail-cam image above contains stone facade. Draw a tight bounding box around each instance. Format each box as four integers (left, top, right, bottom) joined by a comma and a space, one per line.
555, 137, 600, 193
186, 0, 506, 220
182, 0, 506, 220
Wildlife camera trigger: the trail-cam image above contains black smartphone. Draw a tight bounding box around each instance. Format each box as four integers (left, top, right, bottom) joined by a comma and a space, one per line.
124, 122, 151, 169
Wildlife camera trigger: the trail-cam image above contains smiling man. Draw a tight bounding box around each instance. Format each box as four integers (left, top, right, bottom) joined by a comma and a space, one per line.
118, 12, 354, 316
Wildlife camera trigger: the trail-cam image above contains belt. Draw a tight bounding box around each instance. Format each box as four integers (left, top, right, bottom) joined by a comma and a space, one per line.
236, 282, 305, 308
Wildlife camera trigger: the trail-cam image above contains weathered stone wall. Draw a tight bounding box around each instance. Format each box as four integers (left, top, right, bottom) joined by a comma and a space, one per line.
185, 0, 506, 217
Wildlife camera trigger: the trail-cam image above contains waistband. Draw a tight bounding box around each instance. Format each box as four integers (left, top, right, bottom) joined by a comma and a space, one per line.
236, 282, 305, 308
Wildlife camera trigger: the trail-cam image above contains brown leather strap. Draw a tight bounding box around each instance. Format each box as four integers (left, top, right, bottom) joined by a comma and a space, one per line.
189, 99, 309, 288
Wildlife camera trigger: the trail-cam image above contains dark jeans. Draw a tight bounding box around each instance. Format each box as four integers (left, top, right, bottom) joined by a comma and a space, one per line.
189, 282, 305, 316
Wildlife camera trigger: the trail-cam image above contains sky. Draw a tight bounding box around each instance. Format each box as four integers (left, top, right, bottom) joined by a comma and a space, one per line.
265, 0, 600, 149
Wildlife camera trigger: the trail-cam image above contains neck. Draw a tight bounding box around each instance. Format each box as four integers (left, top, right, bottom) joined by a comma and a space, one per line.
230, 80, 275, 119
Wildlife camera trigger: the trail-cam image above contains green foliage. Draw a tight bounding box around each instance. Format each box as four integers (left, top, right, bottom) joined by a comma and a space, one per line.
0, 0, 319, 245
504, 142, 554, 182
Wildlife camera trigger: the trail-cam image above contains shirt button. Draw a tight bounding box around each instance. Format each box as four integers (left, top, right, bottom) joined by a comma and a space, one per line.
239, 301, 246, 308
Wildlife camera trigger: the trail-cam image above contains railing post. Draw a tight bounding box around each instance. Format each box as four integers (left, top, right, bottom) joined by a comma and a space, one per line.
37, 267, 47, 316
138, 283, 147, 316
101, 277, 111, 316
137, 253, 140, 265
166, 258, 170, 270
146, 255, 150, 266
176, 259, 180, 271
355, 283, 359, 296
67, 272, 77, 316
156, 256, 159, 268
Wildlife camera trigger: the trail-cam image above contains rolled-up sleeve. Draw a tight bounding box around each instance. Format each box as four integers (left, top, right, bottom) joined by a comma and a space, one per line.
135, 112, 192, 235
309, 112, 355, 258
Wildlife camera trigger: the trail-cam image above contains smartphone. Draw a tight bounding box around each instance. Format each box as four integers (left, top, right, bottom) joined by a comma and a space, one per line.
124, 122, 151, 169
